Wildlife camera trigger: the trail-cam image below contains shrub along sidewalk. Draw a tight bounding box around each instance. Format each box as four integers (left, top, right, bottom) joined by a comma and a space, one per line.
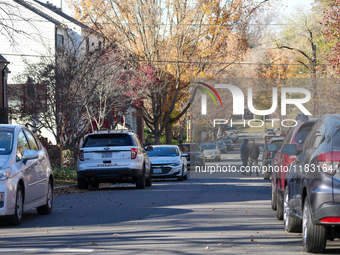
52, 166, 77, 187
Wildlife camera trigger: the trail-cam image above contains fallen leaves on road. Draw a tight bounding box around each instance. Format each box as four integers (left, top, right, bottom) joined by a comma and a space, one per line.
205, 246, 209, 249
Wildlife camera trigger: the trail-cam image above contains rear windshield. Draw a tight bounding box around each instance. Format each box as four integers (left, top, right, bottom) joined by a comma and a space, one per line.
294, 124, 314, 144
83, 134, 133, 147
334, 129, 340, 150
179, 144, 200, 152
0, 131, 14, 155
147, 147, 179, 157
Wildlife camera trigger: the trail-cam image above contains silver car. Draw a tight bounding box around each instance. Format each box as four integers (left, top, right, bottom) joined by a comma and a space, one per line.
0, 125, 54, 225
147, 145, 188, 181
201, 143, 221, 162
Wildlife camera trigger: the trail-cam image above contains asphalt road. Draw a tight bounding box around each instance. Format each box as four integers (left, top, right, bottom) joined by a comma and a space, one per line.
1, 133, 340, 254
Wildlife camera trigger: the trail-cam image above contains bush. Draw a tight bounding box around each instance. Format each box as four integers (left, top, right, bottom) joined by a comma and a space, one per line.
52, 166, 77, 181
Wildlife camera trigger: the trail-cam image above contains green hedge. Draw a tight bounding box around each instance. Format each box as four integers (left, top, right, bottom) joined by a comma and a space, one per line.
52, 166, 77, 181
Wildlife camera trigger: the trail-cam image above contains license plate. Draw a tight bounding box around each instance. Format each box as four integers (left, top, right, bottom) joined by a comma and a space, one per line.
153, 168, 162, 174
102, 152, 112, 158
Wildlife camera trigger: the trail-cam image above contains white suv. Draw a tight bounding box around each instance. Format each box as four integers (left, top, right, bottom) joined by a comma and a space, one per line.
77, 130, 151, 189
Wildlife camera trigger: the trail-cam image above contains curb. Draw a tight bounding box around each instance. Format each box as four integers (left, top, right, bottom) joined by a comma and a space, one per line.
54, 184, 77, 189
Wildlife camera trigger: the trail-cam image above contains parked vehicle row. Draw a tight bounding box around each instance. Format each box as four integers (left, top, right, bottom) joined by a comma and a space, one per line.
269, 114, 340, 253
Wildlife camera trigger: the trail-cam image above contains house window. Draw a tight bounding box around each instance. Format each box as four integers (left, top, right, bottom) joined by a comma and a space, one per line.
57, 34, 64, 47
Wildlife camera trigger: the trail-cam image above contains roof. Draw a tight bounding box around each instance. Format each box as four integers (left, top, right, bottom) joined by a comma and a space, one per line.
13, 0, 63, 26
33, 0, 100, 34
0, 54, 9, 64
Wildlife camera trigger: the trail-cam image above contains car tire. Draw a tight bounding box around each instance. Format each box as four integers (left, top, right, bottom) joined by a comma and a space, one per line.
37, 180, 53, 215
91, 182, 99, 189
303, 199, 326, 253
183, 171, 188, 180
10, 184, 23, 226
263, 171, 270, 180
136, 168, 146, 189
217, 157, 221, 162
277, 189, 284, 220
78, 178, 88, 189
284, 186, 301, 232
271, 182, 277, 211
145, 169, 152, 187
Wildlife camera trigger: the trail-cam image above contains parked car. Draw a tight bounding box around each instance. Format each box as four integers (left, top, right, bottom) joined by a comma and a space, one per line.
265, 128, 274, 134
223, 139, 234, 151
147, 145, 188, 181
282, 114, 340, 253
271, 114, 317, 221
0, 125, 54, 226
178, 143, 205, 169
200, 143, 221, 162
261, 137, 285, 179
226, 131, 238, 142
77, 129, 152, 189
225, 126, 238, 133
217, 141, 227, 154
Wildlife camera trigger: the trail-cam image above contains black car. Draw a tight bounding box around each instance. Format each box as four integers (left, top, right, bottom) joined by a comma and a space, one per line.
217, 141, 227, 154
178, 143, 205, 169
220, 139, 234, 151
282, 114, 340, 253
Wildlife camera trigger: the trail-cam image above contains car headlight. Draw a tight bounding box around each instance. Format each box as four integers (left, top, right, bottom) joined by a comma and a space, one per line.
170, 163, 181, 166
0, 168, 11, 181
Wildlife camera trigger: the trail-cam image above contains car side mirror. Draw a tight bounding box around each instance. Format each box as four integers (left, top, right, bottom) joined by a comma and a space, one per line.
282, 144, 297, 155
267, 144, 277, 152
23, 150, 39, 164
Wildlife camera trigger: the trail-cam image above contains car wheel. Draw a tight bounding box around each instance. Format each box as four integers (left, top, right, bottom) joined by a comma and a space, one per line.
277, 189, 284, 220
77, 177, 88, 189
217, 157, 221, 162
284, 186, 301, 232
136, 167, 146, 189
37, 180, 53, 215
183, 170, 188, 180
10, 185, 23, 226
145, 168, 152, 187
303, 199, 326, 253
271, 182, 277, 211
91, 182, 99, 189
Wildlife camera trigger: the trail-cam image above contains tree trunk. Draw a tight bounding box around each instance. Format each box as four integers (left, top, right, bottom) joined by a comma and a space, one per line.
59, 144, 63, 168
154, 132, 161, 145
165, 121, 173, 144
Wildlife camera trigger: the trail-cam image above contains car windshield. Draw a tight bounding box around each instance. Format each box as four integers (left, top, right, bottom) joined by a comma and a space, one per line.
83, 134, 133, 147
147, 147, 179, 157
0, 131, 14, 155
180, 144, 200, 152
201, 144, 217, 150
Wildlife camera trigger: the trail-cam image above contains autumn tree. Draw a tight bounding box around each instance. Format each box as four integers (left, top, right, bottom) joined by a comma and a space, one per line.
67, 0, 270, 144
10, 35, 135, 166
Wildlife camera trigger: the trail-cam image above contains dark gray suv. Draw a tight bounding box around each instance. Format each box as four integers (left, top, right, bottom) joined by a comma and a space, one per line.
283, 114, 340, 253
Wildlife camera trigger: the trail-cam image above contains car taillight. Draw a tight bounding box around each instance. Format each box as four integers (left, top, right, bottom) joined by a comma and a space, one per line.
284, 154, 297, 164
131, 148, 138, 159
320, 217, 340, 223
317, 151, 340, 176
266, 151, 271, 159
78, 150, 84, 161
